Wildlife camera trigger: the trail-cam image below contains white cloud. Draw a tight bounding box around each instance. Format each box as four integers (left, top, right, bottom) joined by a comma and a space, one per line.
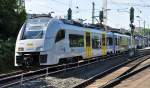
24, 0, 150, 29
25, 0, 69, 14
25, 0, 52, 13
111, 0, 131, 3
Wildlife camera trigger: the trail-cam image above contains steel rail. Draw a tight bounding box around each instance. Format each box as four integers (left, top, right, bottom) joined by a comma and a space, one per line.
0, 53, 124, 88
100, 62, 150, 88
72, 52, 149, 88
0, 49, 148, 88
0, 70, 24, 79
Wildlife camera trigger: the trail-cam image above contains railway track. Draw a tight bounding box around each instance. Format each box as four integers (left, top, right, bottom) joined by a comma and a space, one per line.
0, 53, 124, 88
101, 60, 150, 88
114, 64, 150, 88
42, 50, 149, 88
0, 70, 24, 79
40, 51, 148, 88
0, 49, 148, 88
75, 52, 150, 88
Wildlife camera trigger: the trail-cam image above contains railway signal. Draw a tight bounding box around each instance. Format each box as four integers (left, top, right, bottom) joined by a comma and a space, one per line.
67, 8, 72, 20
99, 10, 104, 23
129, 7, 135, 57
130, 23, 135, 35
130, 7, 134, 23
130, 7, 135, 39
129, 7, 135, 35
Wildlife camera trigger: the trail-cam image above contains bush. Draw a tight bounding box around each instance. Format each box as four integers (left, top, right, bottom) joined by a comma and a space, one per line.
0, 39, 15, 73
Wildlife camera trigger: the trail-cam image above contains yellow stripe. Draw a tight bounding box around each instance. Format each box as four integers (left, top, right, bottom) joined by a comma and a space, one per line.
84, 31, 93, 59
102, 32, 107, 56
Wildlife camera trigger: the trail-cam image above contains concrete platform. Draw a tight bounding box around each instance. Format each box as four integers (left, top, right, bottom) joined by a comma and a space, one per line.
114, 58, 150, 88
144, 47, 150, 49
114, 68, 150, 88
139, 47, 150, 50
86, 55, 150, 88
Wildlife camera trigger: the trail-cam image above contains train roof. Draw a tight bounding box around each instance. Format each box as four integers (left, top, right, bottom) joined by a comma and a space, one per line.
27, 17, 131, 37
52, 18, 132, 37
60, 19, 105, 30
44, 18, 105, 33
28, 17, 103, 31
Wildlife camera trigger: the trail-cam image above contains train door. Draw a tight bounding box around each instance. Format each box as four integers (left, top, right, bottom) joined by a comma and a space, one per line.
113, 34, 116, 53
84, 32, 92, 59
102, 32, 107, 56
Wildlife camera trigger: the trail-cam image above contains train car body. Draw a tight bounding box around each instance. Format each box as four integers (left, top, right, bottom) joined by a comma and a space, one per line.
135, 35, 149, 49
106, 32, 114, 54
15, 17, 136, 67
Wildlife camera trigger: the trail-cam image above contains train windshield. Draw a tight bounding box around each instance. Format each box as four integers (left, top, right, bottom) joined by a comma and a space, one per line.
22, 30, 43, 39
22, 26, 44, 39
21, 17, 50, 40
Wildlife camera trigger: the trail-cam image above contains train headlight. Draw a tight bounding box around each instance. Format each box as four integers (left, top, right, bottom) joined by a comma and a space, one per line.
18, 47, 24, 51
36, 46, 43, 51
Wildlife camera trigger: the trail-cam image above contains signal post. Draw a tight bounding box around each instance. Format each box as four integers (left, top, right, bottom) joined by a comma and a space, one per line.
129, 7, 135, 57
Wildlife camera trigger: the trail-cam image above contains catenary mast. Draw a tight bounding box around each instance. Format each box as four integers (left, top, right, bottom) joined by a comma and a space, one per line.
102, 0, 107, 31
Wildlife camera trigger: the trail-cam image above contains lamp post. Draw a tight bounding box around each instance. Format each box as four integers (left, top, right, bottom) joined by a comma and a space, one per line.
143, 20, 146, 36
148, 25, 150, 47
136, 16, 142, 35
92, 2, 95, 24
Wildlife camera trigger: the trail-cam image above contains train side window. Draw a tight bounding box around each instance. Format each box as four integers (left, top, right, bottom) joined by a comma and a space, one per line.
107, 37, 113, 46
92, 36, 100, 49
69, 34, 84, 47
119, 37, 121, 45
128, 38, 131, 45
118, 37, 120, 46
102, 34, 106, 46
55, 30, 65, 43
115, 38, 118, 45
120, 37, 122, 45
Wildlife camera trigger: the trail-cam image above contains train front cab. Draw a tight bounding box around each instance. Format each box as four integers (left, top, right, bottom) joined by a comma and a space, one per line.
15, 17, 50, 67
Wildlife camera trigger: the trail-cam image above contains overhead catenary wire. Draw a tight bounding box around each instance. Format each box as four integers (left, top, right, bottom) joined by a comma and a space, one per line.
110, 1, 150, 8
50, 0, 69, 6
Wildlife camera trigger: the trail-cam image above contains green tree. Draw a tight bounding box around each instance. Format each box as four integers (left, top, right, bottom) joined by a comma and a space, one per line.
139, 28, 150, 36
0, 0, 26, 40
0, 0, 26, 72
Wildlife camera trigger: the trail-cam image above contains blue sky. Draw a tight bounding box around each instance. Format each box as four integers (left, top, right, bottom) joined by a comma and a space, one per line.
25, 0, 150, 29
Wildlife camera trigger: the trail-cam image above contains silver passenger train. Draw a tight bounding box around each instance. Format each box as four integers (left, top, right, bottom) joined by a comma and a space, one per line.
15, 16, 136, 67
